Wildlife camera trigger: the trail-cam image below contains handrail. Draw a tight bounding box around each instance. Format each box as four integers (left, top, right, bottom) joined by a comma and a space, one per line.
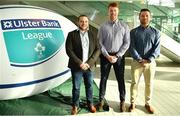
151, 21, 180, 43
132, 2, 179, 43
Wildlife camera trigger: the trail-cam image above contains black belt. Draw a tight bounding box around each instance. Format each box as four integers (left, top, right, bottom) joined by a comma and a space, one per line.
108, 52, 117, 55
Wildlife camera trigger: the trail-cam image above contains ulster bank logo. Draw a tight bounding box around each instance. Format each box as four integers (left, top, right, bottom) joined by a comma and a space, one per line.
1, 19, 64, 67
1, 19, 61, 30
3, 21, 13, 28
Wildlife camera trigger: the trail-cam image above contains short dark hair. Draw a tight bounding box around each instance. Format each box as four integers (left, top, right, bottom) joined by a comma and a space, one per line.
108, 2, 119, 9
139, 8, 151, 15
78, 15, 88, 21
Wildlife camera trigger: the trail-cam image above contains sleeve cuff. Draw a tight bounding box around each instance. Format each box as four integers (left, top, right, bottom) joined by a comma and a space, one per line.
136, 57, 142, 62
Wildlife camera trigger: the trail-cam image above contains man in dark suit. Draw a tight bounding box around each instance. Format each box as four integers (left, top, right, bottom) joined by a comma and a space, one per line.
65, 15, 100, 115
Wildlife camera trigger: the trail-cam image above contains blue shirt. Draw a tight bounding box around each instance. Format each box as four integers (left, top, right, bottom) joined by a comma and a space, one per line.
98, 19, 130, 57
129, 25, 161, 62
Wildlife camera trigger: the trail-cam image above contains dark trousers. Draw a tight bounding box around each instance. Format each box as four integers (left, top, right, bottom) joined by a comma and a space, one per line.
71, 69, 93, 107
99, 54, 126, 102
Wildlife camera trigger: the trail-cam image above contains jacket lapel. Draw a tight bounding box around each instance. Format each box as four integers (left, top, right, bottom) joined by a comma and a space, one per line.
88, 31, 93, 56
76, 30, 83, 51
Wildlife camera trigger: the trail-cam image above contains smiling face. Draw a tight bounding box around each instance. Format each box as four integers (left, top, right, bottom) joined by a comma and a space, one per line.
78, 16, 89, 31
108, 6, 119, 21
139, 11, 151, 27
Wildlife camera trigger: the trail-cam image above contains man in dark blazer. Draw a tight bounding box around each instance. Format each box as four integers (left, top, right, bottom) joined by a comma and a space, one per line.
65, 15, 100, 115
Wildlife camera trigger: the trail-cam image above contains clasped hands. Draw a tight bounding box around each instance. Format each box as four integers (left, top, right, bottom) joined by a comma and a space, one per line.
106, 55, 118, 64
139, 59, 151, 67
80, 63, 90, 70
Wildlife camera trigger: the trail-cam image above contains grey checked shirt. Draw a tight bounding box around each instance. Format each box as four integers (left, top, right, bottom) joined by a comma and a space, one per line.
98, 19, 130, 58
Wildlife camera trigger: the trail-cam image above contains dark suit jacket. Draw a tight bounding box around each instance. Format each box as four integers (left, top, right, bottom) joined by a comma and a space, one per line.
65, 29, 100, 71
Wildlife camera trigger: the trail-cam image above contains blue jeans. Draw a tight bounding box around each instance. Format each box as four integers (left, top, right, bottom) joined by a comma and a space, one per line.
71, 69, 94, 107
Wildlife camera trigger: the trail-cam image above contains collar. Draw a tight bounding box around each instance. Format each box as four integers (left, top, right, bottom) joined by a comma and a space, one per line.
77, 27, 89, 32
108, 19, 119, 25
140, 24, 150, 29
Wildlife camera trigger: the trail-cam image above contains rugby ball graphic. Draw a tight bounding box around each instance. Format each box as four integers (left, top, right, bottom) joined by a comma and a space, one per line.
0, 5, 77, 100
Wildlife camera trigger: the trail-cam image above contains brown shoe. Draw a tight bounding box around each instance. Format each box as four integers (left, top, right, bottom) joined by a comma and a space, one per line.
128, 103, 136, 112
145, 104, 154, 114
71, 106, 78, 115
120, 101, 126, 112
96, 101, 104, 110
88, 105, 96, 113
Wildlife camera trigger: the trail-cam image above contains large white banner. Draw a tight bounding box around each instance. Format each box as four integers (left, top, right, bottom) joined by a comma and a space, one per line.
0, 5, 77, 100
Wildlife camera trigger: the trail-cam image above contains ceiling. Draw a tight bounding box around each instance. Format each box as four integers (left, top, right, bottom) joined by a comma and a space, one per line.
0, 0, 179, 28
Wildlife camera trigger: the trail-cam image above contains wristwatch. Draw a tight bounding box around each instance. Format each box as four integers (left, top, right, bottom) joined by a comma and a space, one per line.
115, 54, 119, 58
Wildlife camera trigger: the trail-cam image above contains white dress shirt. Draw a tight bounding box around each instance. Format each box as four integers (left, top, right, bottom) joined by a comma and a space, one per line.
80, 30, 89, 63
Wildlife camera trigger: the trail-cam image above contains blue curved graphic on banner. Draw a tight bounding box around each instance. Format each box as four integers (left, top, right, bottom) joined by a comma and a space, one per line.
0, 69, 70, 89
3, 29, 64, 66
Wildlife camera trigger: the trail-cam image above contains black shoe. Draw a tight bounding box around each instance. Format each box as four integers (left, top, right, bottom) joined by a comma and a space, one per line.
96, 100, 109, 111
96, 100, 104, 111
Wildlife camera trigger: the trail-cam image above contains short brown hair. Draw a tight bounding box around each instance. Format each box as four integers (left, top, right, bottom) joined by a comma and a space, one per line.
139, 8, 151, 15
108, 2, 119, 9
78, 15, 88, 21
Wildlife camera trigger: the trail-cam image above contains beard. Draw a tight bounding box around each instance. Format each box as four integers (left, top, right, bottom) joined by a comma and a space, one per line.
110, 15, 117, 21
79, 26, 88, 31
140, 20, 149, 26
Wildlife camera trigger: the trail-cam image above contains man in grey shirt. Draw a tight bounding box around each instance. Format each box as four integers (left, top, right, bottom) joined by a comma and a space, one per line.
98, 2, 130, 112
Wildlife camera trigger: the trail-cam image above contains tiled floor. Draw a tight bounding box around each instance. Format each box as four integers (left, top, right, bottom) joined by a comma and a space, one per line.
78, 57, 180, 116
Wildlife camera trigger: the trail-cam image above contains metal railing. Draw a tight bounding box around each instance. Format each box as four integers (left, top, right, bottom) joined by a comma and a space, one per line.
151, 21, 180, 43
132, 2, 180, 43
